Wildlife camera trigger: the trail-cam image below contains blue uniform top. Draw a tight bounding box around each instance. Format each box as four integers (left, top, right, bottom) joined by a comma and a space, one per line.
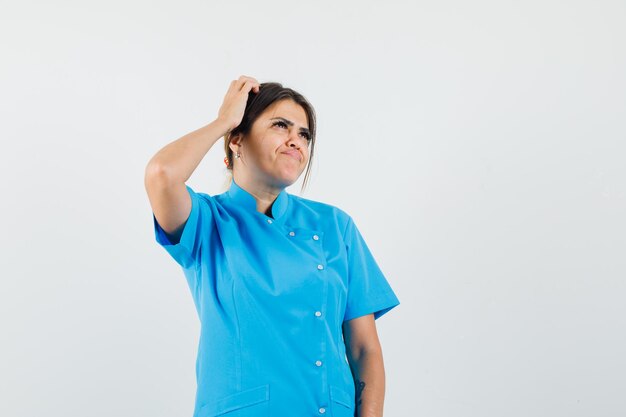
152, 178, 400, 417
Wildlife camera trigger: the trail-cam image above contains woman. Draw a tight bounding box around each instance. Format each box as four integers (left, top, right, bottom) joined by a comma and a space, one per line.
144, 75, 400, 417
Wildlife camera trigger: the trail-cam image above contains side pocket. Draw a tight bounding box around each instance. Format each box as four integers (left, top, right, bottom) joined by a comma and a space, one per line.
330, 385, 355, 415
199, 384, 270, 417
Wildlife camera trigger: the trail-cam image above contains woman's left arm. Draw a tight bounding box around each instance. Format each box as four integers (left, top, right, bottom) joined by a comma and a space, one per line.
342, 314, 386, 417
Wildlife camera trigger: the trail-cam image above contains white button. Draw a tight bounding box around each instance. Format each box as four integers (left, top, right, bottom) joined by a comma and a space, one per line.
289, 231, 295, 236
313, 234, 319, 240
315, 360, 322, 366
317, 264, 324, 270
319, 407, 326, 414
267, 219, 273, 224
315, 311, 322, 317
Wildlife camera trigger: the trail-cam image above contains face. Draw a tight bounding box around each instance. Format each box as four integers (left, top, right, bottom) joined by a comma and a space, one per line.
230, 99, 311, 189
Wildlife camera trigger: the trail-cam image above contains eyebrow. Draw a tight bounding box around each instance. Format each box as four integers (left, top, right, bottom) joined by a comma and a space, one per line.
270, 117, 310, 136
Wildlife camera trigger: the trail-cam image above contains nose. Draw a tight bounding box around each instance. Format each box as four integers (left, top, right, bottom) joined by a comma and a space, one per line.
287, 131, 303, 148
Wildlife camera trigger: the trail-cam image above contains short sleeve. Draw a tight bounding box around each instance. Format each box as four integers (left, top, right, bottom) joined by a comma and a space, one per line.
343, 216, 400, 322
153, 185, 212, 269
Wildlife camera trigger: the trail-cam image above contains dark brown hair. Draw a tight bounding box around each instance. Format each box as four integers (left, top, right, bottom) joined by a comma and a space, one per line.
223, 82, 317, 193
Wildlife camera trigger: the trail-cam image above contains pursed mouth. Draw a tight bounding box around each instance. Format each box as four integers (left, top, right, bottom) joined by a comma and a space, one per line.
282, 152, 302, 162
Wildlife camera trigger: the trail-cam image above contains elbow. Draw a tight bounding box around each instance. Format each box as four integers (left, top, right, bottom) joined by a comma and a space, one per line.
144, 162, 172, 189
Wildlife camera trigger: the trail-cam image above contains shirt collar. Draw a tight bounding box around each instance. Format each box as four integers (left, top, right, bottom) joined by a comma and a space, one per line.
227, 177, 290, 220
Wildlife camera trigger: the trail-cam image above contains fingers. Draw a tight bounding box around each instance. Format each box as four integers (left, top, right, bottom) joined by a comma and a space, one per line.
217, 76, 261, 131
242, 80, 260, 94
233, 75, 260, 94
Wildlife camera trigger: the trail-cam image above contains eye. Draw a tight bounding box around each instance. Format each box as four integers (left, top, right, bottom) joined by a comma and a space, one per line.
272, 121, 312, 142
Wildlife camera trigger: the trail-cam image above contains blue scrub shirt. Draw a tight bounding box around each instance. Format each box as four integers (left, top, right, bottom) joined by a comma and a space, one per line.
153, 178, 400, 417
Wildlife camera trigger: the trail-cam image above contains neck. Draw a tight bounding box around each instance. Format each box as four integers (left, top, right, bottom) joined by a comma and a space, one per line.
233, 174, 284, 215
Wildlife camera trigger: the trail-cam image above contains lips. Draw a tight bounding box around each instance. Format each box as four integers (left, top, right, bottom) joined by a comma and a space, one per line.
281, 150, 302, 162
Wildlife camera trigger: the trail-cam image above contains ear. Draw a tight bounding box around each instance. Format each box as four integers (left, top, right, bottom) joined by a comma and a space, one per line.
228, 132, 244, 153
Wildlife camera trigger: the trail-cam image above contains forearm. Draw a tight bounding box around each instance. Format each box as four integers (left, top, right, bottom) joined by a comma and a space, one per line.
145, 117, 231, 184
350, 349, 386, 417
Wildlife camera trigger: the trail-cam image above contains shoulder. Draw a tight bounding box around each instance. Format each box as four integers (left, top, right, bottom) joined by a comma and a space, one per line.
183, 185, 232, 220
289, 193, 349, 217
183, 184, 210, 201
183, 186, 220, 211
288, 194, 353, 235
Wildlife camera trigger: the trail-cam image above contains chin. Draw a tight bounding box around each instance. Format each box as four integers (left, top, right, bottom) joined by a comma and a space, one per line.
281, 178, 298, 188
271, 166, 304, 188
276, 174, 300, 188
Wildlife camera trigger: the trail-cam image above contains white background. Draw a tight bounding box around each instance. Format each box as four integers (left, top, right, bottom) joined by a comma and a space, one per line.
1, 1, 625, 416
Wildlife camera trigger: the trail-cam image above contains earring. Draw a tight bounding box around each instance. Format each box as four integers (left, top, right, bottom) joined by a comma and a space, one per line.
224, 152, 241, 167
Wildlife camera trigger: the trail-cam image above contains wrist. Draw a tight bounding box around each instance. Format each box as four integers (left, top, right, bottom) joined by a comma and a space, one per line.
213, 117, 236, 135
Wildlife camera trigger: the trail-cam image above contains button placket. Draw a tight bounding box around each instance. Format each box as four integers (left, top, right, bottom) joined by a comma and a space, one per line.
284, 226, 328, 415
312, 231, 327, 416
311, 229, 327, 414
